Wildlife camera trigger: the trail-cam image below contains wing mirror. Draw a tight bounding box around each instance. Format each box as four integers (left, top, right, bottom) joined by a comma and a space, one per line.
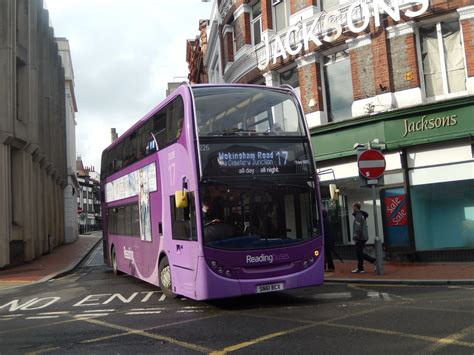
175, 177, 188, 209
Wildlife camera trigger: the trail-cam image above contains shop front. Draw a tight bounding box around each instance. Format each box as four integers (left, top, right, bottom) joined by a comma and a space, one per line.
311, 97, 474, 261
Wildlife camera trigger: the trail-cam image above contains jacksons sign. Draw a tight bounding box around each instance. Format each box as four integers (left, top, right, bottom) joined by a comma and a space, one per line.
258, 0, 428, 69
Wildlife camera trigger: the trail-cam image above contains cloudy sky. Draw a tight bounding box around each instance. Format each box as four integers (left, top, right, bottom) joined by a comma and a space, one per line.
45, 0, 212, 172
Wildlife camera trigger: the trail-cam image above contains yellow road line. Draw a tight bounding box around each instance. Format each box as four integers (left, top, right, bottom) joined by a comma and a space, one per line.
415, 325, 474, 354
0, 318, 78, 335
210, 306, 389, 354
82, 317, 213, 353
326, 322, 474, 349
397, 304, 474, 315
25, 347, 61, 355
82, 314, 221, 344
210, 323, 314, 355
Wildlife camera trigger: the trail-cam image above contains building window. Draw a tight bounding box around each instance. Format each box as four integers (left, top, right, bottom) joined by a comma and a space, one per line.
280, 66, 299, 88
411, 178, 474, 251
323, 50, 353, 122
209, 55, 221, 83
251, 1, 262, 45
273, 0, 290, 33
419, 19, 466, 100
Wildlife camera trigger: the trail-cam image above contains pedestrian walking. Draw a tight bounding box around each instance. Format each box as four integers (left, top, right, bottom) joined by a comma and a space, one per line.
322, 209, 335, 272
351, 202, 376, 274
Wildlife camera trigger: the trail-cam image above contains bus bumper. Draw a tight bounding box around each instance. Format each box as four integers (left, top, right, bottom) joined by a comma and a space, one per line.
194, 256, 324, 301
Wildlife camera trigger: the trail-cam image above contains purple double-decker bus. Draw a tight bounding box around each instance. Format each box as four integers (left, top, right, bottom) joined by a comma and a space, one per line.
101, 84, 324, 300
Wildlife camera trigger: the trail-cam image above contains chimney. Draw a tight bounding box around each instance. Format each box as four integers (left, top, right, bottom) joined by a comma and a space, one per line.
111, 128, 118, 143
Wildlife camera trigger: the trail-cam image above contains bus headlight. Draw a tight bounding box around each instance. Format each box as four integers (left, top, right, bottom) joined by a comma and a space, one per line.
210, 260, 218, 269
225, 270, 232, 277
314, 250, 319, 257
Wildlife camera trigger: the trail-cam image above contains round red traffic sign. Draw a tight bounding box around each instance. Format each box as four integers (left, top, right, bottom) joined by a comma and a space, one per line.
357, 149, 386, 179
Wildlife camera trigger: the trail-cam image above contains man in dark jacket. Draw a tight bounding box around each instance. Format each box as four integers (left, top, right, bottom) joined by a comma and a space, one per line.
352, 202, 376, 273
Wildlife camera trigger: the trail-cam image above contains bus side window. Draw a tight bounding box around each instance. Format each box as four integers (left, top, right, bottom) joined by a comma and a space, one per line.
170, 192, 197, 241
167, 96, 184, 143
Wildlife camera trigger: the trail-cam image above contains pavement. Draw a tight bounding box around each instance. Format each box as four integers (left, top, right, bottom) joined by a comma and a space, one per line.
0, 231, 102, 290
0, 231, 473, 290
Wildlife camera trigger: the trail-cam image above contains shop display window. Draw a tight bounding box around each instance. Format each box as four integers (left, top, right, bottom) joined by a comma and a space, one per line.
411, 179, 474, 250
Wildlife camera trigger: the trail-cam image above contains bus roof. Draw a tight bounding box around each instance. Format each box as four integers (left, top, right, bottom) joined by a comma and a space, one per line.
102, 83, 294, 153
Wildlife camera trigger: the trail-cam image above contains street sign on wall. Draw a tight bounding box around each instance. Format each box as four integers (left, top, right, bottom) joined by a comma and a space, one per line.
357, 149, 386, 179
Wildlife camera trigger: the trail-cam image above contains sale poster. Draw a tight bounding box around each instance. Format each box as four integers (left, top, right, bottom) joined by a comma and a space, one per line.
381, 188, 410, 248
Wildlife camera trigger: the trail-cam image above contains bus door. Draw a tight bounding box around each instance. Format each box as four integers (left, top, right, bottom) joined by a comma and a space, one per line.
169, 191, 199, 295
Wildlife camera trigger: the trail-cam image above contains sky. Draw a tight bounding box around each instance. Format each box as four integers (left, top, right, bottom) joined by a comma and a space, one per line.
45, 0, 212, 172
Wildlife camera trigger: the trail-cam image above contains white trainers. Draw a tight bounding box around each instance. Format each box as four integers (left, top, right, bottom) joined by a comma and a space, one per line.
351, 268, 365, 274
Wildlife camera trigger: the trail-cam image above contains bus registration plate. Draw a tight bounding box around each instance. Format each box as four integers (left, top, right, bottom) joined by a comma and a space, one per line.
256, 283, 284, 294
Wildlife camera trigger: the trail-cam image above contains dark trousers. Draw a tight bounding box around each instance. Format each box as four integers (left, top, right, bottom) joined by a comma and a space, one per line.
324, 244, 335, 270
355, 240, 375, 271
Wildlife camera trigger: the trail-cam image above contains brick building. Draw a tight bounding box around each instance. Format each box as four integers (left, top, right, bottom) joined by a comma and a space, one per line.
190, 0, 474, 261
187, 20, 210, 84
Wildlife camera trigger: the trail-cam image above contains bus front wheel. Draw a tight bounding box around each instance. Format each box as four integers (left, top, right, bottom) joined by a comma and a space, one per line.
159, 257, 176, 298
111, 247, 122, 275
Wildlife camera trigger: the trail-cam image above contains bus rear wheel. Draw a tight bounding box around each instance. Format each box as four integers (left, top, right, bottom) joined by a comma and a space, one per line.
159, 257, 176, 298
111, 247, 122, 275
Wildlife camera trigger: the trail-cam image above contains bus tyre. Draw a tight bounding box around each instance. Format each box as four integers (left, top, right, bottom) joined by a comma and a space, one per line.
112, 247, 122, 275
159, 257, 176, 298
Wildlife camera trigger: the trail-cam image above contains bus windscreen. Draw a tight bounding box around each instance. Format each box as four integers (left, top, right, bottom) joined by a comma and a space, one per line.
200, 180, 320, 250
192, 86, 304, 137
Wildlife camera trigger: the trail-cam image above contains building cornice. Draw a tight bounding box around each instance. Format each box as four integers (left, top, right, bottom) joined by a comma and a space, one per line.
458, 6, 474, 21
223, 45, 258, 83
223, 24, 233, 35
386, 21, 415, 39
233, 3, 250, 19
218, 0, 235, 20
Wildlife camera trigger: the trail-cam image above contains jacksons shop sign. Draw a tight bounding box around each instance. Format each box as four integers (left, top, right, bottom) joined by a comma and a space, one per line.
257, 0, 428, 69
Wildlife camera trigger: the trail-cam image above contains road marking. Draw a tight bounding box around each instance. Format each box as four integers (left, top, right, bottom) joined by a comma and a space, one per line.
74, 313, 109, 319
126, 311, 162, 315
0, 314, 23, 319
312, 292, 351, 300
212, 306, 389, 354
25, 346, 61, 355
83, 309, 115, 313
80, 317, 213, 353
84, 244, 102, 267
448, 286, 474, 290
226, 306, 474, 354
38, 311, 70, 315
381, 293, 392, 301
130, 308, 165, 311
26, 316, 60, 320
158, 294, 166, 302
326, 323, 474, 349
177, 310, 204, 313
211, 324, 315, 355
0, 318, 79, 335
415, 325, 474, 354
367, 291, 380, 298
81, 314, 222, 344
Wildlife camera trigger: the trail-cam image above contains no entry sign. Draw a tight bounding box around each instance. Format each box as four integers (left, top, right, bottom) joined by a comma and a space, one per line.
357, 149, 386, 179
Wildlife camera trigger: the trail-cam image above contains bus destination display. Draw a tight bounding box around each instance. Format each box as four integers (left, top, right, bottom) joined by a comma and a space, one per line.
200, 142, 313, 177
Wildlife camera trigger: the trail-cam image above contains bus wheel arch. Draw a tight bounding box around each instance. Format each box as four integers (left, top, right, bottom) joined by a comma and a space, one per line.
158, 254, 176, 298
111, 245, 122, 275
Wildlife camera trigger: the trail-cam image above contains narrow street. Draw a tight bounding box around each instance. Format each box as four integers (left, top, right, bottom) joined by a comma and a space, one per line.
1, 244, 473, 354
